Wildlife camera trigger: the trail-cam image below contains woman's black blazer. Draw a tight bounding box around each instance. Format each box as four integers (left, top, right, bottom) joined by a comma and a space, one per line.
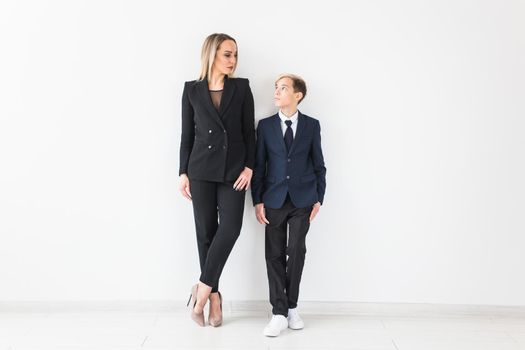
179, 76, 255, 182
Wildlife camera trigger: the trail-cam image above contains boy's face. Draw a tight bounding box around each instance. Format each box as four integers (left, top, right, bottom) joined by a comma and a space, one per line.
274, 77, 302, 109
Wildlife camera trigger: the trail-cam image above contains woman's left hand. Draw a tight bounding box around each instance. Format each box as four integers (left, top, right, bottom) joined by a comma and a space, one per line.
233, 167, 253, 191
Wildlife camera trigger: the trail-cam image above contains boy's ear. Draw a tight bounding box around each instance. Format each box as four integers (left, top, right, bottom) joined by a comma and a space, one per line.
295, 91, 303, 102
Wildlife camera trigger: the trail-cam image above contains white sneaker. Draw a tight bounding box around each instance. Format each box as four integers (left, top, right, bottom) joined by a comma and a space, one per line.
287, 308, 304, 330
263, 315, 288, 337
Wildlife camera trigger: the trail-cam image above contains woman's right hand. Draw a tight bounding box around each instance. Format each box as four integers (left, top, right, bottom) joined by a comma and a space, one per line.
179, 174, 192, 201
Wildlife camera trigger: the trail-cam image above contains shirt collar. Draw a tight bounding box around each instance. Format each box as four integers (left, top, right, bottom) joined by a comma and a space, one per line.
278, 110, 299, 124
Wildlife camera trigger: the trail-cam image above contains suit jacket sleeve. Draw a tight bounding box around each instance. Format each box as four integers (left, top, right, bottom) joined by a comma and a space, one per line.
241, 80, 256, 169
179, 81, 194, 175
251, 122, 267, 205
312, 120, 327, 204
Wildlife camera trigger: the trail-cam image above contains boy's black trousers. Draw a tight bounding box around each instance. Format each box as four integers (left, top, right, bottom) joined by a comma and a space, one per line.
264, 195, 312, 317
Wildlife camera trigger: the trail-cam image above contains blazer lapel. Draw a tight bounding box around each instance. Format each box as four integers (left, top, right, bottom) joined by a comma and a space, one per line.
288, 112, 305, 155
196, 78, 224, 128
271, 114, 287, 154
219, 76, 236, 116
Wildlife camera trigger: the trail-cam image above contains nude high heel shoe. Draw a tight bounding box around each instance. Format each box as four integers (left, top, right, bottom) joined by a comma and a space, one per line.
187, 284, 205, 326
208, 291, 223, 327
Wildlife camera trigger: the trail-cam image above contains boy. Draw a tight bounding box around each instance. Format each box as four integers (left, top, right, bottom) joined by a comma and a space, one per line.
251, 74, 326, 337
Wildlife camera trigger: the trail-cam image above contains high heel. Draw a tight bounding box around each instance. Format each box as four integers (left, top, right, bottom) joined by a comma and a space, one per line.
208, 291, 223, 327
188, 284, 205, 326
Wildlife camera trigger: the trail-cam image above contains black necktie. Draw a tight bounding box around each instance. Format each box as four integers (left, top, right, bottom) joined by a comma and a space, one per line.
284, 120, 293, 152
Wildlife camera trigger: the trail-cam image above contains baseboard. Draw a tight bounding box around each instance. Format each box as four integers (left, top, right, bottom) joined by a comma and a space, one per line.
1, 300, 525, 317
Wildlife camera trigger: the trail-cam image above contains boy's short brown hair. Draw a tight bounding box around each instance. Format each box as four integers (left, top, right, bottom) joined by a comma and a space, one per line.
275, 73, 307, 104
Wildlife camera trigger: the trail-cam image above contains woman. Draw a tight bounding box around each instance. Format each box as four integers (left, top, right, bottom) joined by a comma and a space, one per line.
179, 33, 255, 327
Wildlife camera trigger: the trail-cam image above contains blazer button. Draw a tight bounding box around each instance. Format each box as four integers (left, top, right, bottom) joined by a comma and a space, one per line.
287, 158, 291, 162
286, 175, 290, 179
208, 145, 212, 149
223, 145, 226, 149
223, 130, 226, 133
209, 129, 212, 133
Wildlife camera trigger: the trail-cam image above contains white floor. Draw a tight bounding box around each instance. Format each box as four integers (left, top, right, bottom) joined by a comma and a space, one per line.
1, 301, 525, 350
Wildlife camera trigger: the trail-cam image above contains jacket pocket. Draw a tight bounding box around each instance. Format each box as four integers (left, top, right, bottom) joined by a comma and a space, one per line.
265, 176, 276, 183
301, 173, 316, 183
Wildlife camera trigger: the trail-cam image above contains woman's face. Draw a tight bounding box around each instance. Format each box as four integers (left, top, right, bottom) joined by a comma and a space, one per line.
212, 40, 237, 76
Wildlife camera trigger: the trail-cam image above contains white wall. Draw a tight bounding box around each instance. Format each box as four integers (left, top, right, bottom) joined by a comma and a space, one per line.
1, 0, 524, 305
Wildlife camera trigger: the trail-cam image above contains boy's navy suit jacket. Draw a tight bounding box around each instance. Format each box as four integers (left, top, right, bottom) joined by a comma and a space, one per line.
251, 112, 326, 209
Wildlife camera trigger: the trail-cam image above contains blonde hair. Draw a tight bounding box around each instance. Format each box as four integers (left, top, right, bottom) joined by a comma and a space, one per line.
198, 33, 237, 81
275, 73, 307, 104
